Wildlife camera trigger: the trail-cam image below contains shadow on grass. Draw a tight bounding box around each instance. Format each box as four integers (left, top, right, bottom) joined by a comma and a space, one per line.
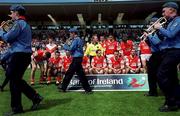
41, 98, 72, 110
24, 98, 72, 113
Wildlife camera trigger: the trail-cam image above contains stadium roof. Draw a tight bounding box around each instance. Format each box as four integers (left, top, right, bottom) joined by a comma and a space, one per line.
0, 0, 179, 24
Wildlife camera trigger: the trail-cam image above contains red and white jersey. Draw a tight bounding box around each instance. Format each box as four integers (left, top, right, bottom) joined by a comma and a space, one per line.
139, 41, 151, 54
63, 56, 72, 71
100, 41, 106, 48
109, 56, 125, 69
82, 56, 90, 68
91, 56, 107, 68
33, 49, 44, 62
46, 43, 57, 54
49, 57, 63, 68
105, 40, 118, 55
120, 40, 134, 56
126, 55, 141, 70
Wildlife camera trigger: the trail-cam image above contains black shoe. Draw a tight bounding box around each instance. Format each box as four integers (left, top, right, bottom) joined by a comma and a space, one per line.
57, 85, 66, 92
159, 104, 178, 112
31, 94, 43, 111
144, 92, 158, 97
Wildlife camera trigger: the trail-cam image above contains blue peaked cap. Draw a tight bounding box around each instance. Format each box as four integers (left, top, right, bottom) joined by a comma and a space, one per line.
163, 2, 179, 10
10, 5, 25, 12
69, 28, 78, 33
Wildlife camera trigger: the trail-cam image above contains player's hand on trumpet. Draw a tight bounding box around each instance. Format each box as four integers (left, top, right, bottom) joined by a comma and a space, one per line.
154, 22, 162, 30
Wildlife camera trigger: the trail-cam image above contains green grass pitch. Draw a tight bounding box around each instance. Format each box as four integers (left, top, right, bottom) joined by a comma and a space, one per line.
0, 69, 180, 116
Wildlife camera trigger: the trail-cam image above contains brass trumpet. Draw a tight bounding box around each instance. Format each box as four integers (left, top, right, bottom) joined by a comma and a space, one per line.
140, 17, 167, 41
0, 19, 14, 32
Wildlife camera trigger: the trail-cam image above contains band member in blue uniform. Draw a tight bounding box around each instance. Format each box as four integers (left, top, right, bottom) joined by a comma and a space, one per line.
0, 5, 43, 115
58, 28, 92, 94
154, 2, 180, 112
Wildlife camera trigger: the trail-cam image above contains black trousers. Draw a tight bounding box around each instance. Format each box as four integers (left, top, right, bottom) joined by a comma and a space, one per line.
6, 53, 37, 111
157, 49, 180, 105
62, 57, 91, 91
147, 52, 162, 94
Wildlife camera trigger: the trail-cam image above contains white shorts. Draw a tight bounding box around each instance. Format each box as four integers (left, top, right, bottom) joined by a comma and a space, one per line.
140, 54, 152, 61
106, 54, 114, 62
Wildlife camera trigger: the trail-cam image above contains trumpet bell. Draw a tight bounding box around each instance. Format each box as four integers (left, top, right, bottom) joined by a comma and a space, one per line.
0, 20, 14, 32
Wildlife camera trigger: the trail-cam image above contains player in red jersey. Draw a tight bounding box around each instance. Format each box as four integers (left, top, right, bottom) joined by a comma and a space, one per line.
47, 51, 63, 85
125, 49, 142, 74
99, 35, 106, 55
90, 49, 108, 74
105, 35, 119, 61
138, 40, 152, 73
82, 56, 90, 74
45, 36, 58, 79
30, 46, 51, 85
108, 50, 126, 74
62, 51, 72, 74
120, 38, 134, 57
45, 36, 58, 54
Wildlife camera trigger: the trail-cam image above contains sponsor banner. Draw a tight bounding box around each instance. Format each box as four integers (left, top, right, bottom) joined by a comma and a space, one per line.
67, 74, 149, 91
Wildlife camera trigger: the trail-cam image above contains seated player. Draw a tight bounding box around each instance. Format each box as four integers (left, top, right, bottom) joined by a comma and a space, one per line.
90, 49, 108, 74
62, 51, 72, 75
108, 50, 126, 74
138, 40, 152, 73
125, 50, 142, 74
82, 55, 90, 74
30, 46, 51, 85
47, 51, 63, 85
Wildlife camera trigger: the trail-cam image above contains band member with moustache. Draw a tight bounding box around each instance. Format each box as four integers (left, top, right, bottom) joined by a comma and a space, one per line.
153, 2, 180, 112
0, 5, 44, 115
